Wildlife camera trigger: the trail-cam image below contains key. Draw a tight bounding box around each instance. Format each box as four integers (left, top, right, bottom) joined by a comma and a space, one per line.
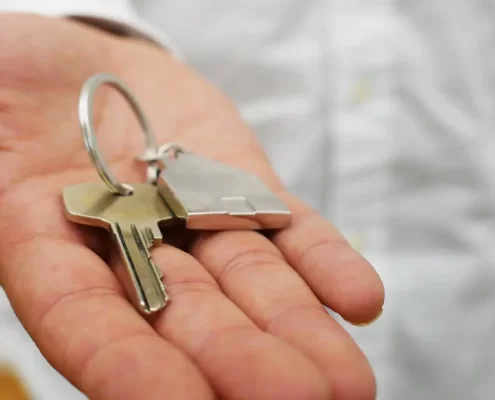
63, 182, 176, 314
156, 149, 292, 230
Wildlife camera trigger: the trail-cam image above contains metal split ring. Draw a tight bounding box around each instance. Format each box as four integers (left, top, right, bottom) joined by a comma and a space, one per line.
137, 143, 186, 184
78, 73, 158, 196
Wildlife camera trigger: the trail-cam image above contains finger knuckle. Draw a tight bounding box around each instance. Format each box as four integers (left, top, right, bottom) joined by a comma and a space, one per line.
219, 248, 283, 285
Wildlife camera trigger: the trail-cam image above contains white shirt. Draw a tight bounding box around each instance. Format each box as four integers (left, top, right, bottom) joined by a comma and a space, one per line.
1, 1, 495, 399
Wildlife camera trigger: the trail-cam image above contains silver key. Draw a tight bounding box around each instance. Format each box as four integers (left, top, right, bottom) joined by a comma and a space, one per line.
63, 182, 176, 314
156, 149, 292, 230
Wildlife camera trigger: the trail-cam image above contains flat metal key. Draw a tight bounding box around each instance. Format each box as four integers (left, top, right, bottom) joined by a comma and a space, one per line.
155, 148, 292, 230
63, 182, 176, 314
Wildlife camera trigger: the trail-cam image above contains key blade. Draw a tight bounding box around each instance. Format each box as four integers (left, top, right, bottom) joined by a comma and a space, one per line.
112, 222, 168, 314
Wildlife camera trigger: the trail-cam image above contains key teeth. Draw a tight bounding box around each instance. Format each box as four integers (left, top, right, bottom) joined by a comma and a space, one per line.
139, 226, 154, 249
145, 226, 154, 244
111, 223, 169, 315
150, 259, 164, 280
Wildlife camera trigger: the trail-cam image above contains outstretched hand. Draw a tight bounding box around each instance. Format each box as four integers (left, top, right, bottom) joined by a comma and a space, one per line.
0, 14, 384, 400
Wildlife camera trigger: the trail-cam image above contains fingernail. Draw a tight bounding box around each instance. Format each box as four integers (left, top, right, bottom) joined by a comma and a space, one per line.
345, 308, 383, 327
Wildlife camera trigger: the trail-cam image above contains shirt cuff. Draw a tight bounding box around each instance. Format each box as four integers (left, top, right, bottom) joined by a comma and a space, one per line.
0, 0, 182, 59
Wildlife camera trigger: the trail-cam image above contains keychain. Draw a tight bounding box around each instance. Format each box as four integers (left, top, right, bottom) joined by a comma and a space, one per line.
63, 73, 291, 314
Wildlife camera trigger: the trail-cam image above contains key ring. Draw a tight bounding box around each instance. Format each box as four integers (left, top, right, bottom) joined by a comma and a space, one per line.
138, 143, 186, 184
79, 73, 158, 196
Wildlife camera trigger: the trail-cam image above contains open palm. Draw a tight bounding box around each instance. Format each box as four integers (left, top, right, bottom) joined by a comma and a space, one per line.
0, 14, 384, 400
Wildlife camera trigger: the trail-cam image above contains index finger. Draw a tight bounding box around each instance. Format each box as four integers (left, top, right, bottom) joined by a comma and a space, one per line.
0, 179, 214, 400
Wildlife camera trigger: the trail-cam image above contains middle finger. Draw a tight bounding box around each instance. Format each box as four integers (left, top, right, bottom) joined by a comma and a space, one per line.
191, 231, 376, 400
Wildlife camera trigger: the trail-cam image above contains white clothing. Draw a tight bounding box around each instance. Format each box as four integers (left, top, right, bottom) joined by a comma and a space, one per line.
1, 1, 494, 399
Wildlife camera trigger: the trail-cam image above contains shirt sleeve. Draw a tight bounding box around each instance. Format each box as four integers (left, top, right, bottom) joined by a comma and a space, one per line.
0, 0, 182, 58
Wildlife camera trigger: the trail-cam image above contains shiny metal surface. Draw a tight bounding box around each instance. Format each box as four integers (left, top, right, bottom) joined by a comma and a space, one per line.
79, 73, 158, 196
157, 152, 292, 230
138, 143, 186, 185
63, 182, 175, 314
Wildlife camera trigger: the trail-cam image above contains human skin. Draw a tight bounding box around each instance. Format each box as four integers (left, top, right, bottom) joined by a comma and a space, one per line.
0, 13, 384, 400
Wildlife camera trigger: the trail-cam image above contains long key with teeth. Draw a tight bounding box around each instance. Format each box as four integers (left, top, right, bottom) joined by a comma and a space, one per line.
63, 182, 176, 314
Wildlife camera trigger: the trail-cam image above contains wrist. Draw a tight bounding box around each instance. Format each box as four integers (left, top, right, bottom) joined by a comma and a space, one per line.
0, 2, 181, 59
67, 15, 182, 59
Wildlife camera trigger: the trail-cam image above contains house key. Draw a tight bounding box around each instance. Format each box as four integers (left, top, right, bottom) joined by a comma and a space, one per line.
63, 182, 175, 314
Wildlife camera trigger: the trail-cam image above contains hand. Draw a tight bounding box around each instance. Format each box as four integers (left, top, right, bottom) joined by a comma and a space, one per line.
0, 14, 384, 400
